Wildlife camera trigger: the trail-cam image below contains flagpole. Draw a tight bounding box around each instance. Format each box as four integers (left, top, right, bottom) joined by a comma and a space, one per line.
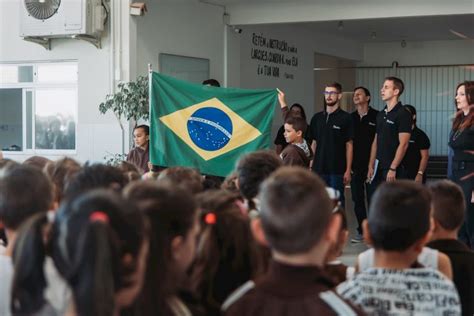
148, 63, 152, 166
148, 63, 152, 116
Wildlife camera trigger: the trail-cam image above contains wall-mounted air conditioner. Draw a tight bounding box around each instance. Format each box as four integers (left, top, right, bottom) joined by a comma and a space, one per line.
20, 0, 107, 49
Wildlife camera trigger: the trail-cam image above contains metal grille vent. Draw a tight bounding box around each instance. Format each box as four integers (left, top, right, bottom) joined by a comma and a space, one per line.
24, 0, 61, 20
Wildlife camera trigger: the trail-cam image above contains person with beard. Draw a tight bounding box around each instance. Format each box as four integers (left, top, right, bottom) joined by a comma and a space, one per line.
310, 82, 354, 207
350, 87, 378, 243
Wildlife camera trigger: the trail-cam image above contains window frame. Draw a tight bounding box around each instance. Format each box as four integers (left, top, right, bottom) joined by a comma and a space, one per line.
0, 61, 78, 155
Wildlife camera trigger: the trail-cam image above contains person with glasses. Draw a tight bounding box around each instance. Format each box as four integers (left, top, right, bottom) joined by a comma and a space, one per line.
367, 77, 412, 194
309, 82, 354, 207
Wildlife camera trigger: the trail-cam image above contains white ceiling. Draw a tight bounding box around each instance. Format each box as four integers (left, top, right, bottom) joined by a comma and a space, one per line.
173, 1, 474, 42
298, 15, 474, 43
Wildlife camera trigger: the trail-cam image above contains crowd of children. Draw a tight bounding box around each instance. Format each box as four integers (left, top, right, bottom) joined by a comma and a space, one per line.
0, 148, 473, 316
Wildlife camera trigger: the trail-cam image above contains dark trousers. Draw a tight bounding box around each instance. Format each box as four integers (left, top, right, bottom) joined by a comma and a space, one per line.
452, 162, 474, 249
321, 174, 345, 208
350, 171, 368, 235
367, 166, 407, 206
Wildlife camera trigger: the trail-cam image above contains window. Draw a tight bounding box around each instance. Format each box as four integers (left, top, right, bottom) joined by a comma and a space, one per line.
0, 89, 23, 151
159, 53, 210, 84
0, 62, 77, 152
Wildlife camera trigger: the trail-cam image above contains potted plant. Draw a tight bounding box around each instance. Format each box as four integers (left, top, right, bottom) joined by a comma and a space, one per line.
99, 75, 149, 163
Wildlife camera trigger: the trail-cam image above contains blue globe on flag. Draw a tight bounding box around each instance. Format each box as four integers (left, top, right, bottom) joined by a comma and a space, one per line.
187, 107, 233, 151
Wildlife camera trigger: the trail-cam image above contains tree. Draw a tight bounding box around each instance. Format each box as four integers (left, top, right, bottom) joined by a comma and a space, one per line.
99, 75, 149, 123
99, 75, 149, 156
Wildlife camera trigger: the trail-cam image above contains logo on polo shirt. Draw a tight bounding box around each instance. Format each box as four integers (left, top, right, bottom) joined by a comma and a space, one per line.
386, 120, 395, 124
333, 125, 341, 129
409, 140, 415, 143
369, 122, 376, 126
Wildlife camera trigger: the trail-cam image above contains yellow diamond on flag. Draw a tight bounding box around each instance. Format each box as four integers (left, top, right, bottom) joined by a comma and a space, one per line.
159, 98, 262, 161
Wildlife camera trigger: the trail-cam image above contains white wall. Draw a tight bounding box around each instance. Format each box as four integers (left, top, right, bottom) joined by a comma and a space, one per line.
235, 23, 363, 136
359, 40, 474, 67
0, 0, 128, 163
135, 1, 225, 82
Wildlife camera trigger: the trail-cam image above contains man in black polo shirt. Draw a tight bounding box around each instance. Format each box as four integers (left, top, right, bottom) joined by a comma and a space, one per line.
310, 82, 353, 206
367, 77, 412, 192
350, 86, 378, 243
402, 104, 430, 183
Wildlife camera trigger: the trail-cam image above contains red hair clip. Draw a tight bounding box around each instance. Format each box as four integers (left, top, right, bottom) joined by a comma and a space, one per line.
90, 211, 109, 224
204, 213, 217, 225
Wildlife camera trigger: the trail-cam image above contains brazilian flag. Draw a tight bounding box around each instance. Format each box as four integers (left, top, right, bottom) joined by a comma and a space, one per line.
150, 72, 277, 177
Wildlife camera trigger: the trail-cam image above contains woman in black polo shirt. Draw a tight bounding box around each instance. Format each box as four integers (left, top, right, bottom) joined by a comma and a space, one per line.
401, 105, 430, 183
449, 80, 474, 249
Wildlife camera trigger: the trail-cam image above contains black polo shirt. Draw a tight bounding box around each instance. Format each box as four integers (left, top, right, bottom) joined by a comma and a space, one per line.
402, 126, 430, 179
310, 107, 354, 174
375, 102, 412, 169
351, 107, 379, 174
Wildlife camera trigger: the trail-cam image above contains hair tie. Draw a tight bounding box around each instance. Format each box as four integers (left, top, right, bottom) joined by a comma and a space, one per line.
204, 213, 217, 225
90, 211, 109, 224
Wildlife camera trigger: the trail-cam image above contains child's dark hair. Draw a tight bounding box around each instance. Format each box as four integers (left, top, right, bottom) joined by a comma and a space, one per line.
384, 76, 405, 96
190, 190, 262, 313
0, 165, 52, 230
236, 150, 282, 204
22, 155, 51, 170
202, 79, 221, 87
117, 161, 141, 182
134, 124, 149, 135
44, 157, 82, 204
124, 181, 197, 315
428, 180, 465, 231
369, 181, 431, 251
259, 167, 332, 254
11, 190, 147, 316
63, 163, 127, 200
221, 171, 239, 193
157, 166, 203, 194
0, 158, 19, 171
284, 115, 307, 134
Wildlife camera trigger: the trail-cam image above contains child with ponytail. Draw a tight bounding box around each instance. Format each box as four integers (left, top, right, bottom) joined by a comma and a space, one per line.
124, 181, 200, 316
0, 165, 55, 316
189, 189, 264, 316
10, 190, 148, 316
